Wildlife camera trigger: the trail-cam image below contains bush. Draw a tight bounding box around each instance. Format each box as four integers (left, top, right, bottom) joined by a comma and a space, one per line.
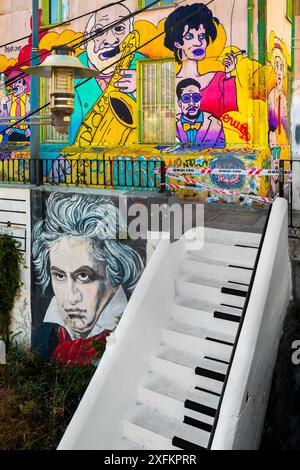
0, 349, 95, 450
0, 235, 23, 349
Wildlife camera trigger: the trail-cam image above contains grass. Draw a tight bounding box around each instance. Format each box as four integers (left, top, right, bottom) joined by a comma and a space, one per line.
0, 349, 96, 450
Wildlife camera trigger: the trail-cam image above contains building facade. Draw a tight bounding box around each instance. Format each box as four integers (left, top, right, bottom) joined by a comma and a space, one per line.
0, 0, 294, 202
0, 0, 295, 359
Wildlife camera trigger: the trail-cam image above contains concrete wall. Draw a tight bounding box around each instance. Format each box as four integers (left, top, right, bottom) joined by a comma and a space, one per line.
267, 0, 292, 53
211, 198, 292, 450
0, 186, 31, 349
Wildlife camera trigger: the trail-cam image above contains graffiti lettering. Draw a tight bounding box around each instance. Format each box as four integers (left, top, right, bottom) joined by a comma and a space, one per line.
0, 152, 12, 160
4, 45, 22, 54
221, 114, 251, 142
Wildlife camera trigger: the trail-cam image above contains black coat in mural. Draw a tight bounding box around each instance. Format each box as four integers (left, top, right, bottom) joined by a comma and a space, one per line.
31, 191, 145, 366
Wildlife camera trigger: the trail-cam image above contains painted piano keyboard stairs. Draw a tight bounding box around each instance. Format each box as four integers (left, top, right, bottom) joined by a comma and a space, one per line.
114, 228, 261, 451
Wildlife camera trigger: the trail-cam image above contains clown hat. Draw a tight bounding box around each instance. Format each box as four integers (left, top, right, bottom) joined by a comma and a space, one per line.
271, 38, 287, 75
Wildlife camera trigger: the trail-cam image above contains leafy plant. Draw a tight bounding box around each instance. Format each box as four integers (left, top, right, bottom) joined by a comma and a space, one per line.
0, 349, 96, 450
0, 235, 24, 350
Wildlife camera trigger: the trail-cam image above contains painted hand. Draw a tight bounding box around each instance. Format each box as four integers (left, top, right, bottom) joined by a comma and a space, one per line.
48, 154, 71, 183
1, 96, 10, 105
223, 51, 237, 75
114, 69, 136, 94
5, 128, 14, 135
25, 128, 30, 138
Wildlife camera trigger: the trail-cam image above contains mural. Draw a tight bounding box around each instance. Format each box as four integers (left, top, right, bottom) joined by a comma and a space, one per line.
0, 1, 292, 201
175, 78, 226, 147
0, 149, 30, 182
164, 2, 238, 149
31, 192, 145, 365
71, 3, 145, 145
0, 70, 31, 143
267, 34, 289, 195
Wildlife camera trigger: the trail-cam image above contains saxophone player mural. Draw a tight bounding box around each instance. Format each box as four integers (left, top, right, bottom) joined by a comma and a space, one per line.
70, 3, 145, 145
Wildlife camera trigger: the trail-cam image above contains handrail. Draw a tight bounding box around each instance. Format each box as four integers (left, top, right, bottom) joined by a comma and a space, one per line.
207, 201, 273, 449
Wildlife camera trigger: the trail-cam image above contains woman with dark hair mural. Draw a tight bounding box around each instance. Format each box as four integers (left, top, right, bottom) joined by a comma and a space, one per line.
164, 2, 239, 120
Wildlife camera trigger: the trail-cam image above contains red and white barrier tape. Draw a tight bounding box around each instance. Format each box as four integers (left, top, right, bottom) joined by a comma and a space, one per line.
166, 167, 292, 176
166, 171, 273, 205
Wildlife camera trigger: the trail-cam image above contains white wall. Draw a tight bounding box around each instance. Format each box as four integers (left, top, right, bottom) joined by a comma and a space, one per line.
212, 198, 291, 450
267, 0, 292, 52
0, 187, 31, 350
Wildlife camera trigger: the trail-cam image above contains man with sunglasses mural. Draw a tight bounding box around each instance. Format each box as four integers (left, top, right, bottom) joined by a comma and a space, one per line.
176, 78, 226, 148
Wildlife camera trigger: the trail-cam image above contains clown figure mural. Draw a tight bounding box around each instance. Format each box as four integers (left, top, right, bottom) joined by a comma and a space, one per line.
32, 192, 144, 366
267, 37, 289, 196
0, 69, 31, 142
268, 38, 288, 141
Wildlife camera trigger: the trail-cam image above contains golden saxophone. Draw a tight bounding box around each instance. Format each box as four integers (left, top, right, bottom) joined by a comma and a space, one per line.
74, 30, 140, 147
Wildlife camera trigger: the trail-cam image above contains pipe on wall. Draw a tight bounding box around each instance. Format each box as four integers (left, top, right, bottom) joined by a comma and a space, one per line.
258, 0, 267, 65
247, 0, 254, 61
30, 0, 41, 185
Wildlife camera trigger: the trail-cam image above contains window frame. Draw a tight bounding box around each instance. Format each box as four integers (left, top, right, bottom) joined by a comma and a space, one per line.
40, 77, 69, 144
137, 58, 176, 145
41, 0, 70, 28
286, 0, 293, 22
138, 0, 175, 9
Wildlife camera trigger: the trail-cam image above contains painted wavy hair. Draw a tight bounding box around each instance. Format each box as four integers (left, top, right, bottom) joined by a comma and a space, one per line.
32, 192, 144, 294
164, 3, 219, 63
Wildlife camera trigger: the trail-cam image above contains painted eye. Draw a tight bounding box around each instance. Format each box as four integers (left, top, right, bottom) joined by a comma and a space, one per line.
114, 25, 125, 34
199, 33, 206, 40
53, 272, 66, 281
184, 33, 194, 41
77, 273, 90, 282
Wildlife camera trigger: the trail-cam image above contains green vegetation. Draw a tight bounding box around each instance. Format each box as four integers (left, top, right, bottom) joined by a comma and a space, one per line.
0, 235, 23, 349
0, 349, 96, 450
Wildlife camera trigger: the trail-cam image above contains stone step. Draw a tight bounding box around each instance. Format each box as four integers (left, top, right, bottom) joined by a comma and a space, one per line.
171, 304, 239, 336
124, 403, 210, 450
186, 242, 257, 266
203, 228, 261, 247
175, 279, 246, 309
180, 259, 252, 285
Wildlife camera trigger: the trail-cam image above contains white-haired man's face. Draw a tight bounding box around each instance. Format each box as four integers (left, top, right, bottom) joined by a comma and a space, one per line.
86, 5, 132, 73
49, 237, 115, 337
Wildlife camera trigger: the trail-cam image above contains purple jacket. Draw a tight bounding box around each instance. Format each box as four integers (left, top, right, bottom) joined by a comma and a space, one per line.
176, 112, 226, 148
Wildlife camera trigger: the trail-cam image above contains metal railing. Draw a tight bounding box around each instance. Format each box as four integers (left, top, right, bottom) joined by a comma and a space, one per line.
278, 159, 299, 238
207, 202, 273, 449
0, 157, 165, 191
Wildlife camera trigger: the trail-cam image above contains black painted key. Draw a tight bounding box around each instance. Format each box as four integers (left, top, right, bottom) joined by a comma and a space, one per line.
221, 287, 247, 298
184, 416, 213, 433
195, 367, 225, 382
214, 311, 241, 323
206, 337, 234, 347
185, 400, 216, 418
172, 436, 207, 451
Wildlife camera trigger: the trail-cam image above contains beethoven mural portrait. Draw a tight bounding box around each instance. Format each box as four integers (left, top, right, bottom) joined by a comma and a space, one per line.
32, 192, 144, 366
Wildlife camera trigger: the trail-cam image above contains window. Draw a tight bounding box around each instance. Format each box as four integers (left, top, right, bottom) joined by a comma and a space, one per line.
138, 59, 175, 144
41, 0, 70, 27
40, 78, 68, 144
138, 0, 174, 8
286, 0, 293, 22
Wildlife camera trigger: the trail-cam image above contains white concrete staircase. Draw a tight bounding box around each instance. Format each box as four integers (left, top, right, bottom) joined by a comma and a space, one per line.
111, 228, 261, 450
57, 198, 292, 451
